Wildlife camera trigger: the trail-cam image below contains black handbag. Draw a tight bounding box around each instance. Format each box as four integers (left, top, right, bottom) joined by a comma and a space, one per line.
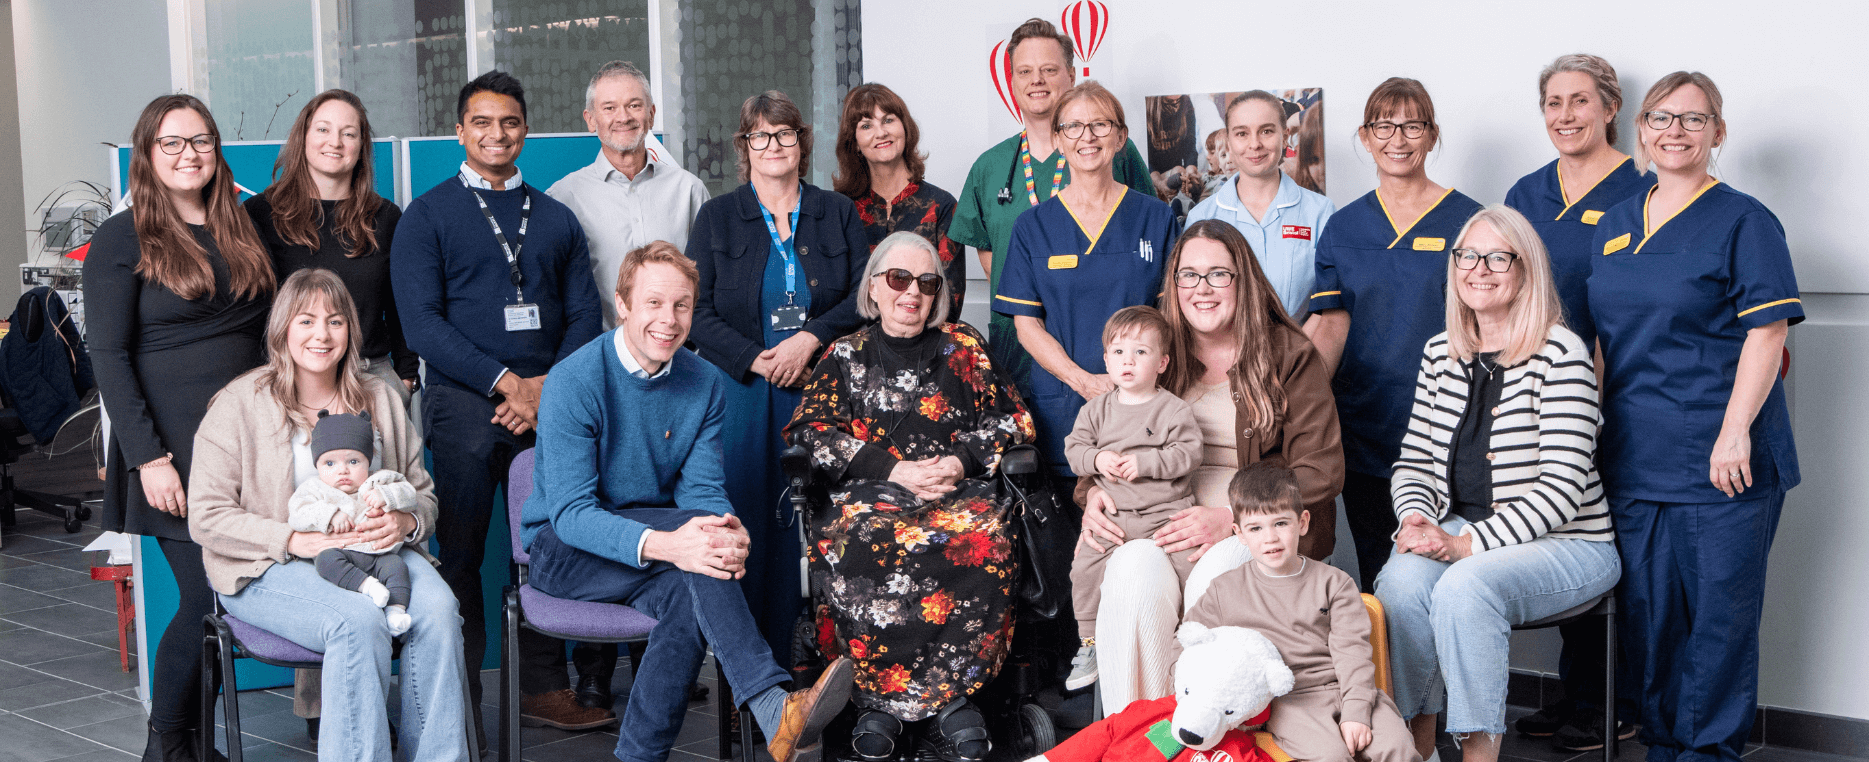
1002, 449, 1075, 620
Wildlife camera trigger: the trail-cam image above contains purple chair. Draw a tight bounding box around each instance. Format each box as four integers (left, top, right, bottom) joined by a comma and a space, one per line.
199, 587, 479, 760
501, 448, 741, 762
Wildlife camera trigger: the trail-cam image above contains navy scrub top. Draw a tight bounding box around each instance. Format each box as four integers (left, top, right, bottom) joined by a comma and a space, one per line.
994, 189, 1180, 473
1309, 188, 1483, 478
1504, 157, 1655, 347
1587, 181, 1803, 504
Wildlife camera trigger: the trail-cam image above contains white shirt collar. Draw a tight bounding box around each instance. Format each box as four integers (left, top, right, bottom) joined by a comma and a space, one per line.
1215, 172, 1303, 218
613, 329, 671, 380
598, 147, 664, 184
459, 161, 524, 191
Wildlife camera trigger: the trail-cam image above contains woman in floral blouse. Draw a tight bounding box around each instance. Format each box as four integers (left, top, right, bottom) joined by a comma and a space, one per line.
784, 232, 1034, 762
834, 83, 966, 322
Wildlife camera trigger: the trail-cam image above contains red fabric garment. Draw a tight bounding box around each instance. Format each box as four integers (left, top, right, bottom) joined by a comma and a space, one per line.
1043, 696, 1274, 762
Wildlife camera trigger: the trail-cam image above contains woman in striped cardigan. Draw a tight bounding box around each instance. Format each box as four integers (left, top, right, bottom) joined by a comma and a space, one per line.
1373, 205, 1620, 762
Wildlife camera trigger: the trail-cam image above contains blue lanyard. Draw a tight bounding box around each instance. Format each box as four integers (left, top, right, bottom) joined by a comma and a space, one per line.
757, 187, 803, 304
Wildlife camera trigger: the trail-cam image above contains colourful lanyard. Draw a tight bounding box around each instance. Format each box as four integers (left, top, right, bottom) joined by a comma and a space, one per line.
757, 187, 804, 304
1019, 131, 1067, 207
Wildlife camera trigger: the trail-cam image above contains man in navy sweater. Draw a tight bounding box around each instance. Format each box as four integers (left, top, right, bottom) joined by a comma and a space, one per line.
521, 241, 853, 762
391, 71, 607, 735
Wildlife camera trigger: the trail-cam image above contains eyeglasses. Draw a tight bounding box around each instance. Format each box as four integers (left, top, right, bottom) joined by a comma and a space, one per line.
874, 268, 941, 296
1174, 269, 1236, 289
1057, 120, 1117, 140
156, 134, 217, 155
1452, 248, 1519, 273
1641, 110, 1713, 132
744, 128, 802, 150
1363, 120, 1430, 140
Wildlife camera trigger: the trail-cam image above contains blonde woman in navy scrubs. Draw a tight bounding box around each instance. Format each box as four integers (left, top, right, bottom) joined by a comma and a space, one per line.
1587, 72, 1801, 762
1306, 78, 1481, 590
1501, 54, 1652, 748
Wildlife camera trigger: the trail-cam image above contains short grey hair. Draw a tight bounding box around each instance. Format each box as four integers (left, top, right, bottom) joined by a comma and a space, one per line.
857, 231, 950, 326
586, 61, 652, 112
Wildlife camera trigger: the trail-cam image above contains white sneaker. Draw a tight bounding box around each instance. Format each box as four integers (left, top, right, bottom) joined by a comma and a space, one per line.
1065, 645, 1098, 691
385, 605, 412, 636
359, 577, 390, 608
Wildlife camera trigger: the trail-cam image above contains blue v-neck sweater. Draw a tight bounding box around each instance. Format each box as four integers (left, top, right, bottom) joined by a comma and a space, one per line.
519, 330, 733, 567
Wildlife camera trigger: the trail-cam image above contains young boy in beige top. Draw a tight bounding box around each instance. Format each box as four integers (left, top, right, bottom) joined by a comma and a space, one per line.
1181, 462, 1418, 762
1064, 306, 1203, 690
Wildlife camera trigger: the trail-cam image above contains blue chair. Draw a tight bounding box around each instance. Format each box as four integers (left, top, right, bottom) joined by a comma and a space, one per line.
500, 448, 741, 762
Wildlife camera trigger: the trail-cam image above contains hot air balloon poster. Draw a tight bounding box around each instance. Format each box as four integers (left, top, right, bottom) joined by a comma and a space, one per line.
1145, 88, 1326, 206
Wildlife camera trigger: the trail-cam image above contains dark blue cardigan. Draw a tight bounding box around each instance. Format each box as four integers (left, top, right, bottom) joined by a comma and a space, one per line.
684, 182, 871, 382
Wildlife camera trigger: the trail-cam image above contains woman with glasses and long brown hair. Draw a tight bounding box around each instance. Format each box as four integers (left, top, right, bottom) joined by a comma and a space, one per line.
685, 90, 871, 666
833, 83, 966, 322
84, 93, 275, 761
1304, 77, 1481, 592
1587, 72, 1802, 762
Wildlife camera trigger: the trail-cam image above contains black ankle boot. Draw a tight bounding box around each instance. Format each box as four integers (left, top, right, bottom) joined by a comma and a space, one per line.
922, 698, 990, 762
141, 724, 195, 762
851, 710, 904, 761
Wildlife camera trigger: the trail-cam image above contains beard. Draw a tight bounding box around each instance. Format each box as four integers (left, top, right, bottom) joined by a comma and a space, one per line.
603, 126, 647, 154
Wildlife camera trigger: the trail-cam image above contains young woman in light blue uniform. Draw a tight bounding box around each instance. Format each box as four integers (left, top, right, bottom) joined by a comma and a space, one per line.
1307, 78, 1481, 591
1500, 54, 1653, 747
1587, 72, 1800, 762
994, 82, 1178, 477
1185, 90, 1336, 322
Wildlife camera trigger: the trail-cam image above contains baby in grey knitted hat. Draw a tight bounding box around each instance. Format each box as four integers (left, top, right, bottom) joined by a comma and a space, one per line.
287, 411, 421, 634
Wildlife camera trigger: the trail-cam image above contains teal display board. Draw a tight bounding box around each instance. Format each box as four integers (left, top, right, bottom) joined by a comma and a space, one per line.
113, 139, 398, 204
402, 133, 600, 200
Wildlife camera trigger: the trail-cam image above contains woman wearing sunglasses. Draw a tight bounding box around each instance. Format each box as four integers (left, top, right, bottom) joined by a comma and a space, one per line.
784, 232, 1035, 762
84, 94, 275, 761
1587, 72, 1801, 762
1305, 77, 1482, 592
686, 90, 871, 665
1375, 205, 1619, 762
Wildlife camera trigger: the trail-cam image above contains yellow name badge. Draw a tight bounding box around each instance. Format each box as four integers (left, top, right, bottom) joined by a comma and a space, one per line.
1412, 237, 1446, 251
1603, 233, 1631, 255
1047, 255, 1079, 270
1580, 210, 1605, 225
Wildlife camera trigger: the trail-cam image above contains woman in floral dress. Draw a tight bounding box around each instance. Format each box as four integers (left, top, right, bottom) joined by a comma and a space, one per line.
784, 232, 1034, 762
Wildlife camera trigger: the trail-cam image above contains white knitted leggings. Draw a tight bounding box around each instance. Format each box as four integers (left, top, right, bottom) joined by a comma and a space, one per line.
1093, 536, 1254, 711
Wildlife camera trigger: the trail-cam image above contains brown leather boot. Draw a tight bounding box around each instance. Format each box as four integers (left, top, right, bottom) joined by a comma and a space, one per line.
765, 657, 854, 762
519, 688, 618, 730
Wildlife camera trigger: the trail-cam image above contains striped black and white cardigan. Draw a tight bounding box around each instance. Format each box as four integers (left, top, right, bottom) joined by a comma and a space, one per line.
1390, 325, 1613, 552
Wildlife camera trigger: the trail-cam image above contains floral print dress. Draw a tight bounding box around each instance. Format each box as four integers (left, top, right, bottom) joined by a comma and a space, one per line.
784, 322, 1036, 720
851, 180, 966, 322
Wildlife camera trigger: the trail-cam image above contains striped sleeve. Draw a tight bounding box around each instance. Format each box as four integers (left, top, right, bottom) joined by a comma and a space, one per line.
1463, 334, 1610, 552
1389, 338, 1448, 531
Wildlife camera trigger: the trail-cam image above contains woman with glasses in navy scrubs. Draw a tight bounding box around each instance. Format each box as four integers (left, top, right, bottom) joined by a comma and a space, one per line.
1501, 54, 1653, 749
1587, 72, 1801, 762
1305, 77, 1481, 591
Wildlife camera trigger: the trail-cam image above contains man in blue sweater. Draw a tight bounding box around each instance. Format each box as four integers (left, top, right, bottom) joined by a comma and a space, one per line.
521, 241, 853, 762
391, 71, 608, 735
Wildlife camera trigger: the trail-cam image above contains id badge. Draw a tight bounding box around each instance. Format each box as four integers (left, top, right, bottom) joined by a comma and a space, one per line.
770, 303, 808, 332
504, 303, 542, 332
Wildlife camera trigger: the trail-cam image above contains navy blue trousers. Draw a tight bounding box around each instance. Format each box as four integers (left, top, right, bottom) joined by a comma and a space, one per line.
1611, 491, 1783, 762
528, 513, 790, 762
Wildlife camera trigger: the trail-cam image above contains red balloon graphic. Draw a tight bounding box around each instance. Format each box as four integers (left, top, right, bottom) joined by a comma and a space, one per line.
1059, 0, 1110, 77
989, 39, 1021, 121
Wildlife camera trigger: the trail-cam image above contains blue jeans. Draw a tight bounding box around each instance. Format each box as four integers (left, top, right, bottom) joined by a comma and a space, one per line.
1374, 516, 1620, 734
528, 513, 790, 762
220, 551, 467, 762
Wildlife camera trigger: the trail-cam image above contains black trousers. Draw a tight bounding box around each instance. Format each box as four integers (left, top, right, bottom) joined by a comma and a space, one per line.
152, 537, 218, 732
1341, 471, 1401, 592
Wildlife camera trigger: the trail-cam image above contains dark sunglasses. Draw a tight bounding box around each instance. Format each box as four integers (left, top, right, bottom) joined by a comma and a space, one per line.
873, 268, 941, 296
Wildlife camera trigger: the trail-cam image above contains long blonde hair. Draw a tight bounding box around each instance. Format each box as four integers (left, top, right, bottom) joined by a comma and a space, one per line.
1444, 205, 1562, 367
1159, 220, 1299, 434
257, 268, 374, 433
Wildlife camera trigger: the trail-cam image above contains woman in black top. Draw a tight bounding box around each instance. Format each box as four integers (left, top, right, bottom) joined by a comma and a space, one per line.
685, 90, 870, 663
833, 83, 965, 322
246, 89, 416, 405
84, 94, 274, 761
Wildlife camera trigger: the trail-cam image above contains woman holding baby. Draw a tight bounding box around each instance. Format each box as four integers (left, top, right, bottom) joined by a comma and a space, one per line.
188, 268, 469, 762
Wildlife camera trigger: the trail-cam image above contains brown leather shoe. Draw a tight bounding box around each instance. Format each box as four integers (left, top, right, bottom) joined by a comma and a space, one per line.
520, 688, 618, 730
766, 657, 854, 762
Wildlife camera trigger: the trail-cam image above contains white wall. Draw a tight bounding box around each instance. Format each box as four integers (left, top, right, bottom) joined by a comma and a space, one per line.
866, 0, 1869, 721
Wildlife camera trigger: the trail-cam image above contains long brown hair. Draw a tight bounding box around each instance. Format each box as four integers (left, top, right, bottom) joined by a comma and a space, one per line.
268, 90, 385, 258
128, 94, 273, 300
833, 83, 926, 199
256, 268, 374, 434
1159, 220, 1300, 434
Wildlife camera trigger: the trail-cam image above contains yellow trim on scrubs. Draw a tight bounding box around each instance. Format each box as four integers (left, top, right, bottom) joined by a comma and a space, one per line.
1737, 298, 1801, 318
1379, 187, 1458, 249
1556, 157, 1633, 220
1311, 290, 1342, 299
1060, 192, 1127, 258
1634, 179, 1722, 255
994, 294, 1041, 307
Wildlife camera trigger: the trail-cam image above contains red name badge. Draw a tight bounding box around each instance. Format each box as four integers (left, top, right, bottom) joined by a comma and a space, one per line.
1281, 225, 1313, 240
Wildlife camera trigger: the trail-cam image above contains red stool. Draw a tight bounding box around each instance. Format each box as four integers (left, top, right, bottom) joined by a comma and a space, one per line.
90, 564, 135, 672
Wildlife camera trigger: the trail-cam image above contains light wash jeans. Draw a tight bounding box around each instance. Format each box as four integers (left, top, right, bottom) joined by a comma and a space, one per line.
1374, 516, 1620, 734
220, 550, 467, 762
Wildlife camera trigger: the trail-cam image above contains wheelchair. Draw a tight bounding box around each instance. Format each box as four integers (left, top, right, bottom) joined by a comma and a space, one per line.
778, 442, 1078, 761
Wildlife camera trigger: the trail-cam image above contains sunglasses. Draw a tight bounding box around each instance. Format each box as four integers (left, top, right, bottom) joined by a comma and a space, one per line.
873, 268, 941, 296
